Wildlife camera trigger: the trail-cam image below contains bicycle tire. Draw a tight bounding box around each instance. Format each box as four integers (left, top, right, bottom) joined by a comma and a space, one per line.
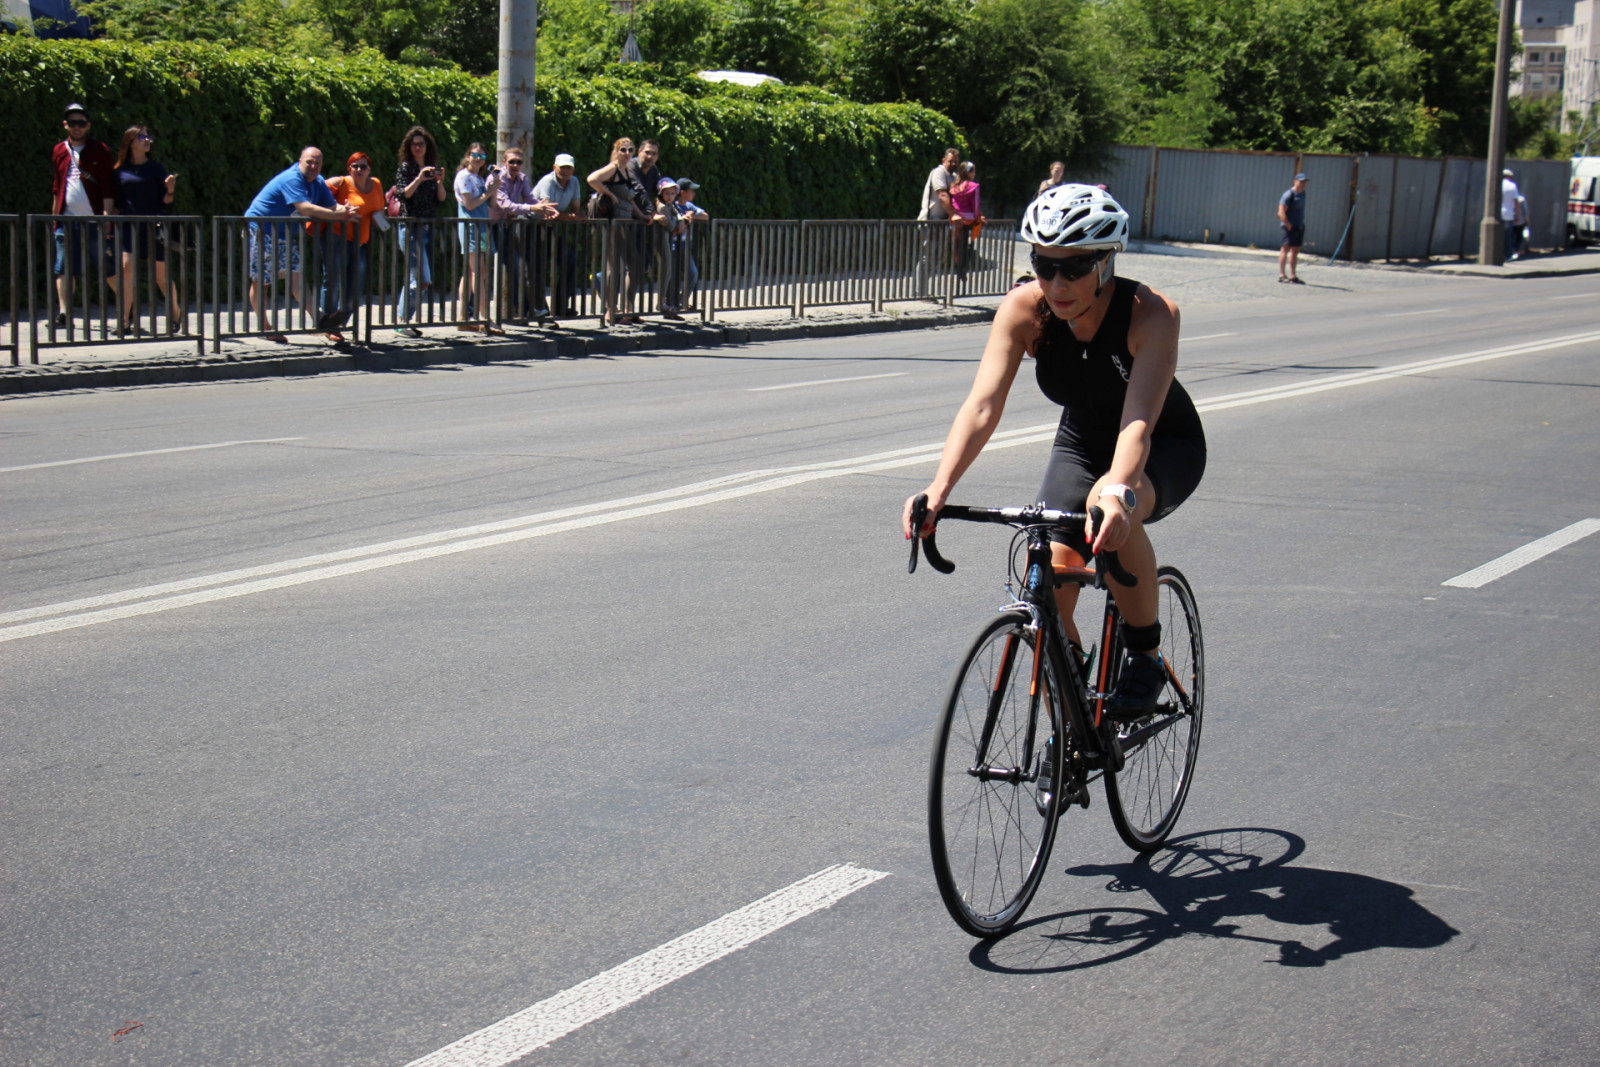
1106, 566, 1205, 852
928, 611, 1069, 936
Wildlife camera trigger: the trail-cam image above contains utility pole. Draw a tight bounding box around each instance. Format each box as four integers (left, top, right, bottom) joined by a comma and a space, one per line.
1479, 0, 1515, 265
498, 0, 537, 162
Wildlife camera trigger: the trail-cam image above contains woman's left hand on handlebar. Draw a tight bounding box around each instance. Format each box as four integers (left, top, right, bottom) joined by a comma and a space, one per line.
904, 489, 944, 540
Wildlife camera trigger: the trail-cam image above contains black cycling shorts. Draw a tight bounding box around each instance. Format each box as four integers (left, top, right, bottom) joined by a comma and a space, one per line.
1035, 422, 1207, 548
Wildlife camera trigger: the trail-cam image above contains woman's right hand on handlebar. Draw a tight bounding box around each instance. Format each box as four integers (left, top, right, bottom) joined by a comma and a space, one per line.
904, 488, 946, 540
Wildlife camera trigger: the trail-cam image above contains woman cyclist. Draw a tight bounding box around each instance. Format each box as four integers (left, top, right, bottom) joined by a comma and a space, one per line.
903, 184, 1206, 720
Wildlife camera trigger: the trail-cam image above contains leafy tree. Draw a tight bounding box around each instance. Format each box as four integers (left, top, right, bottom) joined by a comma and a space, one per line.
74, 0, 340, 55
537, 0, 624, 76
830, 0, 1127, 214
1096, 0, 1452, 154
1379, 0, 1498, 156
711, 0, 820, 83
831, 0, 969, 104
634, 0, 720, 73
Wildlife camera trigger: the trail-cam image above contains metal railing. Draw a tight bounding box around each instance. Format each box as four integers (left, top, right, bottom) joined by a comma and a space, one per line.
2, 214, 1020, 362
2, 215, 17, 365
18, 214, 205, 363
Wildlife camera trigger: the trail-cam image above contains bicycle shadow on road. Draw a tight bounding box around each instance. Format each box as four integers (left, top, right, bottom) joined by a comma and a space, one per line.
969, 827, 1458, 974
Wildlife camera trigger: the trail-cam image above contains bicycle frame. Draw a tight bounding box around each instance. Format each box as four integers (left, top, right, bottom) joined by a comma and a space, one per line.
915, 495, 1207, 933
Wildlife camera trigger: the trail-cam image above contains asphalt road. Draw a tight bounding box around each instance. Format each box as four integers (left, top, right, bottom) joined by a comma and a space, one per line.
3, 256, 1599, 1066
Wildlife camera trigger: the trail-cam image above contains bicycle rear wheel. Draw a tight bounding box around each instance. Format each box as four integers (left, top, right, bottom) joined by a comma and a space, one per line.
929, 611, 1067, 936
1106, 566, 1205, 852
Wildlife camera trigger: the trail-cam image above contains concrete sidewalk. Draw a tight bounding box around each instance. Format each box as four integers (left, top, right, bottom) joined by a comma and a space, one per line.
1127, 237, 1600, 279
0, 300, 1002, 396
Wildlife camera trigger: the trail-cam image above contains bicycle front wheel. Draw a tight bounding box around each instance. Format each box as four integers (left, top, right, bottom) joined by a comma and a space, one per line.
1107, 566, 1205, 852
929, 611, 1067, 937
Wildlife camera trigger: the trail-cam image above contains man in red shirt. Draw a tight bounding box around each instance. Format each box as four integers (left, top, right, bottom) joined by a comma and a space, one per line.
50, 102, 117, 325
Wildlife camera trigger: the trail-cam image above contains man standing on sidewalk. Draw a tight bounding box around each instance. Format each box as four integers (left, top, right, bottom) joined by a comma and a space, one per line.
1500, 169, 1524, 262
916, 147, 960, 297
243, 147, 353, 341
628, 139, 664, 311
490, 148, 556, 320
1277, 172, 1308, 284
532, 153, 583, 315
49, 102, 117, 327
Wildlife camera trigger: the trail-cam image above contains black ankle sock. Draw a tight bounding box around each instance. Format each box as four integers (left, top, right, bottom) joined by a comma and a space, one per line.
1121, 621, 1161, 655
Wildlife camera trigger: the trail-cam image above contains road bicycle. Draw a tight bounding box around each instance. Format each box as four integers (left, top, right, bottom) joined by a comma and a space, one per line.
908, 495, 1204, 937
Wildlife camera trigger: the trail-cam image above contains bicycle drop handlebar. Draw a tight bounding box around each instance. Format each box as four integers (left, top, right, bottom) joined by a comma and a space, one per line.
907, 493, 1138, 588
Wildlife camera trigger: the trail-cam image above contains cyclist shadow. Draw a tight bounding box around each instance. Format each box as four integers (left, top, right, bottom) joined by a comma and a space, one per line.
970, 827, 1459, 974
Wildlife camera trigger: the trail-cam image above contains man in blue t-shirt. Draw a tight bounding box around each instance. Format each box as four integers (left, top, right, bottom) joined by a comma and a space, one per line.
1277, 172, 1308, 284
244, 146, 353, 340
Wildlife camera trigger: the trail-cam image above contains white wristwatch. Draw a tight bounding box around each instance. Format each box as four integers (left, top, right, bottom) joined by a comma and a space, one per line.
1099, 483, 1137, 513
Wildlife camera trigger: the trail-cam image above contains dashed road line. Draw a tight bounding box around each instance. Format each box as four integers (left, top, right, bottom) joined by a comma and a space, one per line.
0, 437, 304, 474
401, 864, 889, 1067
1442, 518, 1600, 588
747, 372, 907, 392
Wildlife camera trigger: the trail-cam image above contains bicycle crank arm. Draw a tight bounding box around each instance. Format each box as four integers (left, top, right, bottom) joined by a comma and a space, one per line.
968, 764, 1027, 783
1117, 710, 1185, 751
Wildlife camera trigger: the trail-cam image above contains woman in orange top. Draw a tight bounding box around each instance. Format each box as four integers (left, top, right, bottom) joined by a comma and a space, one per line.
318, 151, 386, 343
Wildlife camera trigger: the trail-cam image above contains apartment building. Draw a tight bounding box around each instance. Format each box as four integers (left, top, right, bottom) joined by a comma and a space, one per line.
1515, 0, 1599, 133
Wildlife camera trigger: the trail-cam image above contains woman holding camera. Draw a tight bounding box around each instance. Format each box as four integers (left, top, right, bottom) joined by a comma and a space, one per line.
395, 125, 447, 338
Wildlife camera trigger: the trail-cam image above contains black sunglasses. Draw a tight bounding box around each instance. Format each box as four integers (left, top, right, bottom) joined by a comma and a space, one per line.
66, 119, 89, 128
1031, 250, 1108, 282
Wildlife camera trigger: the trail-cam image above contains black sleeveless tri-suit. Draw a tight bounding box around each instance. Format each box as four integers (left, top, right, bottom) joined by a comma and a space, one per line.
1031, 276, 1207, 545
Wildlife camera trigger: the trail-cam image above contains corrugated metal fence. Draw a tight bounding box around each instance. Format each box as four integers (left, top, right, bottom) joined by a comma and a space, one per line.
1079, 146, 1571, 260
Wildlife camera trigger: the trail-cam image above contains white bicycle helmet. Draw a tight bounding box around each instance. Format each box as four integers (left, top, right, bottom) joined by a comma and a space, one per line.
1021, 183, 1129, 251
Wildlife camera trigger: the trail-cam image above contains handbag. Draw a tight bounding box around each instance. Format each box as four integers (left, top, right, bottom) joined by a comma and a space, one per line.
385, 185, 402, 218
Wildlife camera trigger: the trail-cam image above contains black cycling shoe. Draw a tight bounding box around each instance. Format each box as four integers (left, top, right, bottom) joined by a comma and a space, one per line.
1104, 651, 1167, 721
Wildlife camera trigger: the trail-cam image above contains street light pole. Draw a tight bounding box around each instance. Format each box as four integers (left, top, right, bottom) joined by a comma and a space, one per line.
498, 0, 537, 162
1479, 0, 1515, 265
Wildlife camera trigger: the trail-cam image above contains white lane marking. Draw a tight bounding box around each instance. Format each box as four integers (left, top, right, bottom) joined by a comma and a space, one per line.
1547, 293, 1595, 300
1441, 519, 1600, 588
402, 863, 889, 1067
0, 427, 1048, 641
1197, 329, 1600, 413
1382, 308, 1450, 317
7, 329, 1598, 641
747, 372, 907, 392
1180, 332, 1237, 342
0, 438, 305, 474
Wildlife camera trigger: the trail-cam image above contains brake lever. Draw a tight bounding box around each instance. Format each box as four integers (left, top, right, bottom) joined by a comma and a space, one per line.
1087, 506, 1138, 588
908, 494, 955, 575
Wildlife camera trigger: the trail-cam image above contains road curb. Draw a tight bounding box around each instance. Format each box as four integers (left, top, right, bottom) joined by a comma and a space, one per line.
0, 306, 996, 396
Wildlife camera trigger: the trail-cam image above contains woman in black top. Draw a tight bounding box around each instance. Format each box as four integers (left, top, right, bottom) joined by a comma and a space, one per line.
586, 137, 651, 326
394, 125, 447, 336
112, 125, 179, 334
904, 184, 1206, 721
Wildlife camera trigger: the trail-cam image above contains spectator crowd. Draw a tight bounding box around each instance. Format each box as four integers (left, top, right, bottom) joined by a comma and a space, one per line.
45, 101, 713, 343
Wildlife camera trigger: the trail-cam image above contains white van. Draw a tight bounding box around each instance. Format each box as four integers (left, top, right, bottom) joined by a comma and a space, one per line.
1570, 156, 1600, 245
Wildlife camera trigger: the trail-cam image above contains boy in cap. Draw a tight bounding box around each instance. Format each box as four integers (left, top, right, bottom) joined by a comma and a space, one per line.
677, 178, 708, 310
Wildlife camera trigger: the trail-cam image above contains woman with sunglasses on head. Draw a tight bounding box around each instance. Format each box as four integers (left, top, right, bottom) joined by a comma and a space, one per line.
318, 152, 385, 344
904, 184, 1206, 722
112, 125, 178, 335
394, 125, 447, 338
587, 137, 651, 326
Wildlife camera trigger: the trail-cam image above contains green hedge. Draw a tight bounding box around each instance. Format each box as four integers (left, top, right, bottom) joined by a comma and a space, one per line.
1, 38, 963, 221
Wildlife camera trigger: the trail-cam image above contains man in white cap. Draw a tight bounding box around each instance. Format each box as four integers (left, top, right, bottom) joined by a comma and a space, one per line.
534, 153, 583, 314
1500, 168, 1524, 262
1277, 171, 1308, 283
